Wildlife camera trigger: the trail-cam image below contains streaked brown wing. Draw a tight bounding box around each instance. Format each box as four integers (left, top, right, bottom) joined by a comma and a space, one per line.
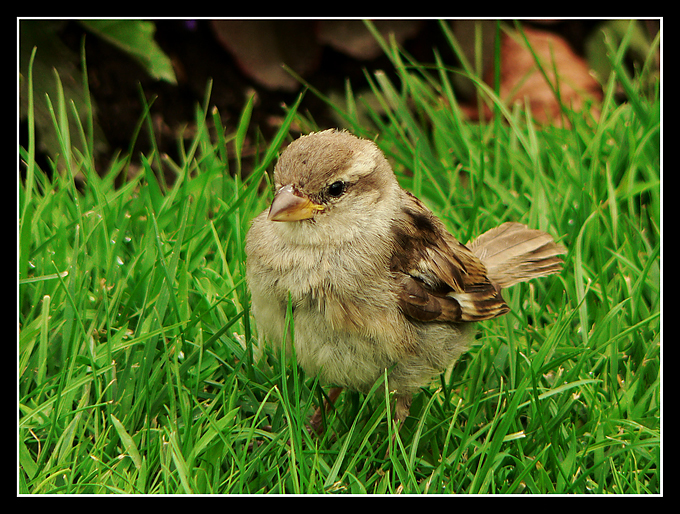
390, 192, 509, 323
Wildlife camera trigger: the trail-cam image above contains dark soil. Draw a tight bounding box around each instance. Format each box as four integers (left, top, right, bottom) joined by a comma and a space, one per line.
56, 19, 453, 178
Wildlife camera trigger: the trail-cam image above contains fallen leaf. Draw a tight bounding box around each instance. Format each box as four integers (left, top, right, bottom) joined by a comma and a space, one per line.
211, 20, 321, 91
317, 19, 422, 60
484, 26, 602, 126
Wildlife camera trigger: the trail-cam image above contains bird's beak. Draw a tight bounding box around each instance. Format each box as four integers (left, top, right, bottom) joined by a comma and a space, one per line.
268, 185, 324, 222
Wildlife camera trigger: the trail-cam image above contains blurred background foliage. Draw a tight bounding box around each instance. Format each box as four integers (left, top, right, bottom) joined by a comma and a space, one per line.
19, 19, 660, 179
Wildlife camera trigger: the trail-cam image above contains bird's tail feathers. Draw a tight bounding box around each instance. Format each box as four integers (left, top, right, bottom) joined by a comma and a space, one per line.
468, 222, 566, 289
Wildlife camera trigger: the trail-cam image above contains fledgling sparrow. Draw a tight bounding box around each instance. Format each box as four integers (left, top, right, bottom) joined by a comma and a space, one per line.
245, 129, 566, 427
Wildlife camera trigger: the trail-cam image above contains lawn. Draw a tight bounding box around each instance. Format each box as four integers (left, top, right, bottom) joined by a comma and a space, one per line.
19, 21, 660, 494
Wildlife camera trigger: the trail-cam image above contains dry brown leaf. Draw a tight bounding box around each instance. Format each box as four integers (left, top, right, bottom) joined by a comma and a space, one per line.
211, 20, 423, 91
317, 19, 422, 60
484, 26, 602, 127
211, 20, 321, 92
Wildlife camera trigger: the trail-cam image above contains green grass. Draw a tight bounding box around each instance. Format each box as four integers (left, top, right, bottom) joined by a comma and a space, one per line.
19, 21, 660, 494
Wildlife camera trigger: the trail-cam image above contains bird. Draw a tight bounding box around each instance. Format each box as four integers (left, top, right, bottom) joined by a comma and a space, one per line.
245, 128, 566, 429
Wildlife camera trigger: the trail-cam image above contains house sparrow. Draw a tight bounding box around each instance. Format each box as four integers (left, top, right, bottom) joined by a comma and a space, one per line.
245, 129, 566, 427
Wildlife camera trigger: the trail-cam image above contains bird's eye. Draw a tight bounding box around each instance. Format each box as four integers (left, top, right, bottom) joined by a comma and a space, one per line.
327, 180, 346, 198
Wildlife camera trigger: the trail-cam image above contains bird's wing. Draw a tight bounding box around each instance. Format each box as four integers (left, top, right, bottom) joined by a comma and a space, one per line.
390, 192, 510, 323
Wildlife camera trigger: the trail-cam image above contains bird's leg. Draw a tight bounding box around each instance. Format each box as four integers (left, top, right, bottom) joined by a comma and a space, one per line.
308, 386, 343, 435
394, 394, 412, 424
385, 394, 412, 458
